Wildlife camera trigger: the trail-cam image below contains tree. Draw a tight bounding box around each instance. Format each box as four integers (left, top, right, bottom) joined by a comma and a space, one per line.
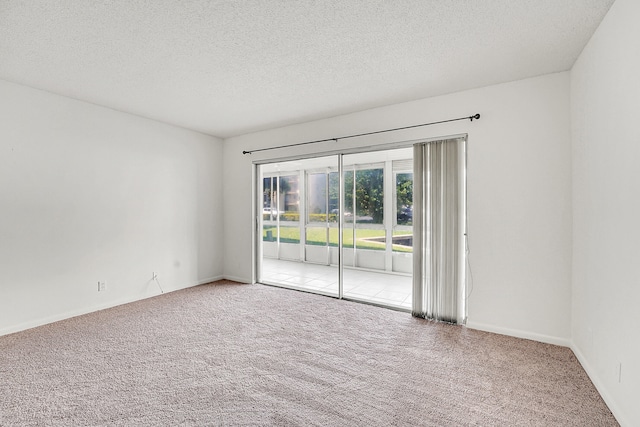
342, 169, 384, 223
396, 173, 413, 225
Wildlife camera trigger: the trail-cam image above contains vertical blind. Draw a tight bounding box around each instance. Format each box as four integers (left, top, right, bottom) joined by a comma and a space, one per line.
412, 137, 467, 324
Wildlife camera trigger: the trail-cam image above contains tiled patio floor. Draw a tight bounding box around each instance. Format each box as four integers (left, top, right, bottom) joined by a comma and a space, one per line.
260, 258, 412, 310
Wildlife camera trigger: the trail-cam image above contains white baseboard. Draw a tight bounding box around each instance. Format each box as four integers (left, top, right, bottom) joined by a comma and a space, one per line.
465, 323, 626, 425
222, 275, 252, 284
198, 275, 225, 285
0, 276, 223, 338
1, 293, 154, 337
465, 321, 571, 347
571, 343, 627, 427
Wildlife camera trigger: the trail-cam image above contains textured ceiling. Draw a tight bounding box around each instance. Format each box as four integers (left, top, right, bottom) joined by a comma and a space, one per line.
0, 0, 615, 138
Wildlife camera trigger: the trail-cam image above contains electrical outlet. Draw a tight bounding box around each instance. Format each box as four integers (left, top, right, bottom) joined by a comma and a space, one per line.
97, 281, 107, 292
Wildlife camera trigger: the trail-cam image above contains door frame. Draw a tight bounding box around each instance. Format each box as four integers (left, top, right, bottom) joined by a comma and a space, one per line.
252, 133, 467, 304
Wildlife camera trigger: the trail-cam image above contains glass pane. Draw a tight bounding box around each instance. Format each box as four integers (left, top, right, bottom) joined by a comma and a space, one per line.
278, 226, 300, 244
341, 228, 354, 248
263, 225, 277, 242
342, 170, 355, 249
307, 173, 327, 223
263, 177, 274, 221
354, 228, 385, 251
392, 230, 413, 253
306, 227, 328, 246
328, 172, 339, 223
355, 168, 383, 224
343, 170, 354, 223
279, 175, 299, 221
396, 173, 413, 226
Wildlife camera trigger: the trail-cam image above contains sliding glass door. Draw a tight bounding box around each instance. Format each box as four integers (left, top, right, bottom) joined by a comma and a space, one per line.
257, 147, 413, 310
259, 156, 339, 297
341, 149, 413, 309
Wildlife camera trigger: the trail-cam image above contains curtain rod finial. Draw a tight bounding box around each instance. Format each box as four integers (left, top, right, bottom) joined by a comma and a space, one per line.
470, 113, 480, 121
242, 150, 250, 155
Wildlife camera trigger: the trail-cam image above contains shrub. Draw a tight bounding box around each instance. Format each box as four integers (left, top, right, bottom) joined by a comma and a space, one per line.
280, 212, 300, 222
308, 213, 338, 222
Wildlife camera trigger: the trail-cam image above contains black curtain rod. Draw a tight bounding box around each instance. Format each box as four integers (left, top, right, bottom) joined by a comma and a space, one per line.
242, 113, 480, 155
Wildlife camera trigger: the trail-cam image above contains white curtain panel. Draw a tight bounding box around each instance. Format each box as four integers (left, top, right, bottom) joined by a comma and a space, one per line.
412, 137, 466, 324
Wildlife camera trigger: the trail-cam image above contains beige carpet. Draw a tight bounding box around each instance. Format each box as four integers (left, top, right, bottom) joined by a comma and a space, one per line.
0, 281, 617, 426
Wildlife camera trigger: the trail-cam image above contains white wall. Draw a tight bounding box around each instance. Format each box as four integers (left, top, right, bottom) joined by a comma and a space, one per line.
0, 80, 224, 335
571, 0, 640, 424
224, 72, 573, 345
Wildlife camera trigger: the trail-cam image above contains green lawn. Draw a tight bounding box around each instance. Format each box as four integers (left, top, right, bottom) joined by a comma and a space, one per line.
263, 226, 412, 253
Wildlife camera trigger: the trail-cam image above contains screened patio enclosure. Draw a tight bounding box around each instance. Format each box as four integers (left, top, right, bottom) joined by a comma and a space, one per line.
257, 147, 414, 310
